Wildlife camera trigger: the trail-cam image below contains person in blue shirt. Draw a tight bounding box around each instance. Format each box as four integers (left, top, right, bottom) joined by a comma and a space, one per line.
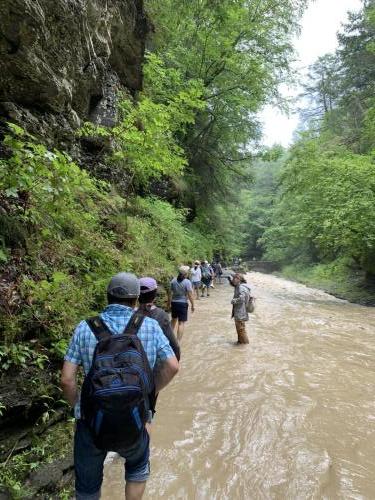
61, 272, 179, 500
200, 260, 214, 297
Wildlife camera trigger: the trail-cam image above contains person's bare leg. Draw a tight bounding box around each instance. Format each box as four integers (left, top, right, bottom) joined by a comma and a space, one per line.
125, 481, 146, 500
171, 317, 178, 334
177, 321, 185, 341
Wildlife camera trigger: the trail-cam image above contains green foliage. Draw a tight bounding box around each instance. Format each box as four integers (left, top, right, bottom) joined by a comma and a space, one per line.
281, 259, 375, 306
0, 126, 213, 371
78, 1, 308, 262
253, 2, 375, 301
299, 54, 341, 124
80, 54, 205, 187
146, 0, 307, 218
0, 343, 48, 371
0, 125, 133, 368
300, 2, 375, 151
119, 196, 214, 276
362, 100, 375, 151
242, 150, 285, 259
0, 420, 74, 499
263, 138, 375, 274
192, 197, 251, 261
1, 124, 107, 230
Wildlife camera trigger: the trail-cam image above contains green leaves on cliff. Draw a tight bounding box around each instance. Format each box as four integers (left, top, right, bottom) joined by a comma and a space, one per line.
0, 125, 213, 370
0, 125, 127, 352
80, 54, 205, 185
79, 0, 309, 248
1, 124, 108, 230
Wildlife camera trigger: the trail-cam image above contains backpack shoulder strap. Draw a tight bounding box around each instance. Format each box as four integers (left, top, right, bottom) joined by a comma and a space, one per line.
124, 310, 145, 336
86, 316, 112, 342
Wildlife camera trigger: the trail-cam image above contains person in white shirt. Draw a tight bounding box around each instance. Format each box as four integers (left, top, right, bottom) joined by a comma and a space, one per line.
190, 260, 202, 300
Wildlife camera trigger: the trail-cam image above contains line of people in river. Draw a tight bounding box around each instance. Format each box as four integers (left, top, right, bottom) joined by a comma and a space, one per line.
170, 260, 224, 341
61, 261, 251, 500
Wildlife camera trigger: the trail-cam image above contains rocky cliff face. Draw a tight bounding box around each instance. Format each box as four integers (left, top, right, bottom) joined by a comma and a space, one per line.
0, 2, 149, 496
0, 0, 149, 149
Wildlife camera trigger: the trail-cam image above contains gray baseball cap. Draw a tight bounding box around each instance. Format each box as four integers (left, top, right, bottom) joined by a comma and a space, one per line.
107, 272, 140, 298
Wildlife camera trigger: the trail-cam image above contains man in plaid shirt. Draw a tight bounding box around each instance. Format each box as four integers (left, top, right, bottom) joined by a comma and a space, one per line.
61, 272, 179, 500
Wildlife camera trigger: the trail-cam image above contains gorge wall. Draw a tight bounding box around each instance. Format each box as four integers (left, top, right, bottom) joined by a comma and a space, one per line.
0, 1, 149, 496
0, 0, 148, 149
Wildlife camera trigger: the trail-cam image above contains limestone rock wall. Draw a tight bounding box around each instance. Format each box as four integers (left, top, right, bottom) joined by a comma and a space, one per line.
0, 0, 149, 147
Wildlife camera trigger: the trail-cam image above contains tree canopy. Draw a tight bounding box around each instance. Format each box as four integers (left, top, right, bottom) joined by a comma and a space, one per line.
249, 0, 375, 289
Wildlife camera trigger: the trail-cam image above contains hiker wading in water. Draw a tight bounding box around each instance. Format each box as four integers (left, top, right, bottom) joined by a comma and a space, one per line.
200, 260, 214, 297
138, 277, 181, 417
228, 273, 250, 344
61, 272, 179, 500
138, 277, 180, 362
190, 260, 202, 300
169, 266, 194, 341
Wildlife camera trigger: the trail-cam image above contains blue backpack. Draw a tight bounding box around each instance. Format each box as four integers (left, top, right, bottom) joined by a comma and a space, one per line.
81, 311, 154, 451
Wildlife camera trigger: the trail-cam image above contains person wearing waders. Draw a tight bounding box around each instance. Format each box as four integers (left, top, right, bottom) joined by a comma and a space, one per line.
61, 272, 179, 500
228, 273, 250, 344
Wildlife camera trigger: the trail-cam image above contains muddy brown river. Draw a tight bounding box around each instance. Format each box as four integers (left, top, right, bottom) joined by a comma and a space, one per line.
101, 272, 375, 499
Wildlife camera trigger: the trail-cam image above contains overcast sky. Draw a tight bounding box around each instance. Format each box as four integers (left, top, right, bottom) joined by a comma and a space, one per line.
259, 0, 363, 147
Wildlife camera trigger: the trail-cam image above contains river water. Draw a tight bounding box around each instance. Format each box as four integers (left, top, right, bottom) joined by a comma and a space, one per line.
101, 272, 375, 499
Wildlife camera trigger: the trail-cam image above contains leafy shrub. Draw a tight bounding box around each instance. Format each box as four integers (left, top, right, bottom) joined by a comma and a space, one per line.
79, 53, 205, 187
0, 125, 213, 371
263, 138, 375, 274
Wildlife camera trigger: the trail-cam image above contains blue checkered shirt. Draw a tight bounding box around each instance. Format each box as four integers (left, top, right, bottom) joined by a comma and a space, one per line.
64, 304, 175, 418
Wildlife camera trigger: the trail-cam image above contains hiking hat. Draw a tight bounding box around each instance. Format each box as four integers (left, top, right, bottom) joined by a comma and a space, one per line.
194, 260, 200, 265
139, 277, 158, 294
107, 272, 140, 298
179, 265, 190, 275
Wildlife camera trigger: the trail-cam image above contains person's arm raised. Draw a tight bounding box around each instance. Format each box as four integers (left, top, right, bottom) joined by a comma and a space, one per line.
231, 285, 247, 304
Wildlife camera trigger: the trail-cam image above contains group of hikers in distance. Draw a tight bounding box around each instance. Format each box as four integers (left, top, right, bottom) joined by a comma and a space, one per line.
61, 260, 253, 499
170, 259, 224, 341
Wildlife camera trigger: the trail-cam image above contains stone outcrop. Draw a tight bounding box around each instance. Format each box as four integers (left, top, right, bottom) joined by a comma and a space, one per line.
0, 0, 149, 148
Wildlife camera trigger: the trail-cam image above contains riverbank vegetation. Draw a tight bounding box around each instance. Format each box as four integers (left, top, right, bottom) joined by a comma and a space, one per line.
244, 1, 375, 305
